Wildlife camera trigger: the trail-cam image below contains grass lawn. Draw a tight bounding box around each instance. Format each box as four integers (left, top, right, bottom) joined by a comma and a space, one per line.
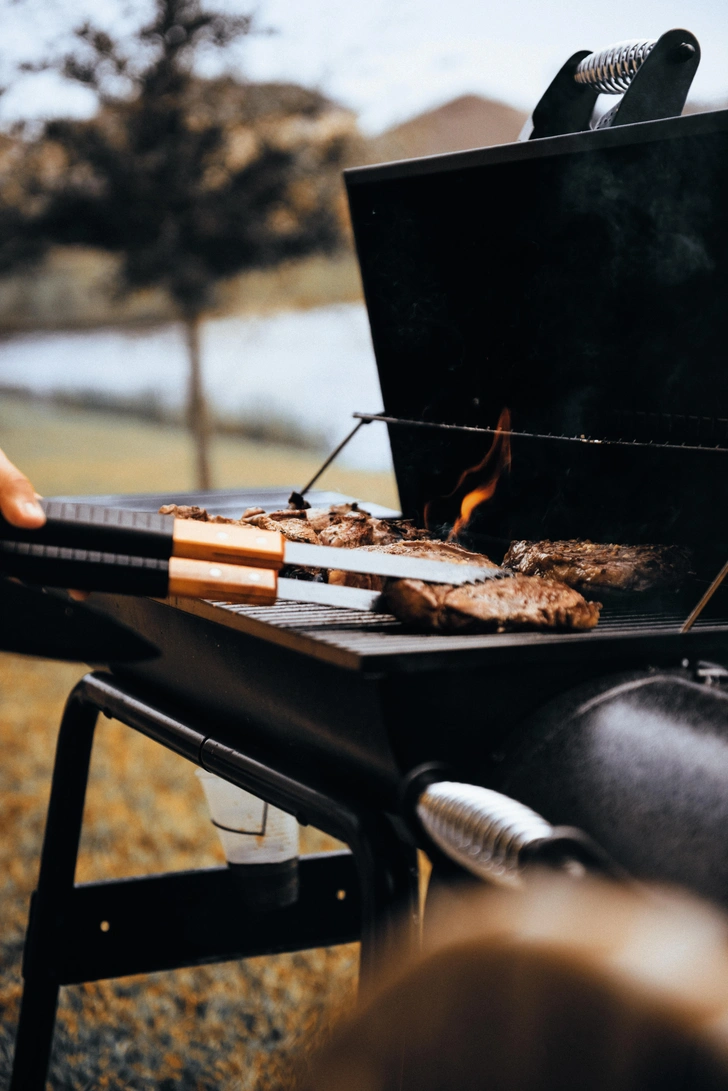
0, 393, 399, 508
0, 395, 381, 1089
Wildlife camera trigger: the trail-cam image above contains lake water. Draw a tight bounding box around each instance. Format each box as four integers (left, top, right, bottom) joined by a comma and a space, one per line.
0, 302, 393, 471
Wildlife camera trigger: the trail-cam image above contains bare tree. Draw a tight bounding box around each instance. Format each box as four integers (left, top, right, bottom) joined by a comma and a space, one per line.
18, 0, 354, 487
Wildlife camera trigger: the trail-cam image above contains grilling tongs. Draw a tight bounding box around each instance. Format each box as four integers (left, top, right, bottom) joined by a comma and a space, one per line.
0, 501, 508, 611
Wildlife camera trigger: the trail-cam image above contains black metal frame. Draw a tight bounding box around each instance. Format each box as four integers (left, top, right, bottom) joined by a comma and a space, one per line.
9, 671, 419, 1091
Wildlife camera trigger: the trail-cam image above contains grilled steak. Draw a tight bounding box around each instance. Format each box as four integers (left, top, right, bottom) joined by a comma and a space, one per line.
160, 502, 427, 550
240, 512, 321, 544
316, 511, 428, 549
328, 540, 500, 591
161, 504, 600, 630
381, 574, 601, 633
504, 540, 693, 593
159, 504, 235, 524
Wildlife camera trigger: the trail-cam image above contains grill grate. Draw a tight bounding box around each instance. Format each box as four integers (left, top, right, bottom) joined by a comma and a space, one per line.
180, 596, 728, 671
213, 599, 728, 635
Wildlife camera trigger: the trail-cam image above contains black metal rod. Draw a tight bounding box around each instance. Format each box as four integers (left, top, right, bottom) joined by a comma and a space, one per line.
353, 412, 728, 455
682, 559, 728, 632
81, 672, 205, 763
294, 418, 368, 501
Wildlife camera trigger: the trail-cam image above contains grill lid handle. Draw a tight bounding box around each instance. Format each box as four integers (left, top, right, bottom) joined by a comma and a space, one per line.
416, 781, 615, 886
522, 28, 700, 141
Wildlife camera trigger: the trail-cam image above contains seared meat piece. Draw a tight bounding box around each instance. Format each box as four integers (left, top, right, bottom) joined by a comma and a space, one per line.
161, 502, 323, 581
318, 511, 399, 549
159, 504, 236, 524
306, 502, 427, 538
304, 507, 339, 533
258, 509, 309, 521
328, 540, 499, 591
238, 512, 320, 544
158, 503, 319, 543
315, 513, 427, 545
381, 574, 601, 633
504, 540, 693, 593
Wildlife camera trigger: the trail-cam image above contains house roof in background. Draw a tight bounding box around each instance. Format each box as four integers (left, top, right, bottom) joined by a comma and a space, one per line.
365, 94, 528, 163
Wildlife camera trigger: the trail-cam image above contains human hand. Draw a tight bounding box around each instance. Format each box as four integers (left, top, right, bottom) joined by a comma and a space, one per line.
0, 447, 45, 528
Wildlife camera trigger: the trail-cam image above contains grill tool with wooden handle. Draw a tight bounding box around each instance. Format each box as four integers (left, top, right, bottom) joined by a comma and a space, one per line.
0, 501, 509, 607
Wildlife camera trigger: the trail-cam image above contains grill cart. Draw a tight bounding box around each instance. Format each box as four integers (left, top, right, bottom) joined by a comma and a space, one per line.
9, 30, 728, 1089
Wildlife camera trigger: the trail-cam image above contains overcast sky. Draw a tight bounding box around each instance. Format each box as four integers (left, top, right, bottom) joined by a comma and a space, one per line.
1, 0, 727, 133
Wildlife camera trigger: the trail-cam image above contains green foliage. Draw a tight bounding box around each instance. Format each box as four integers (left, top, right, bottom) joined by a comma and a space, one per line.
7, 0, 355, 316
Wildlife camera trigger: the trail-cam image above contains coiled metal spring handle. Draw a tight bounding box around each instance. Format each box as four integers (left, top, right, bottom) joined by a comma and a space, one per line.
525, 27, 700, 140
417, 781, 608, 887
574, 39, 657, 95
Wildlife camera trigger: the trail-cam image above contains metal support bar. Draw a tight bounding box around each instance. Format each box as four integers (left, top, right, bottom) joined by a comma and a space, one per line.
200, 737, 419, 979
290, 418, 369, 506
10, 671, 419, 1090
352, 411, 728, 456
24, 853, 360, 987
11, 686, 97, 1091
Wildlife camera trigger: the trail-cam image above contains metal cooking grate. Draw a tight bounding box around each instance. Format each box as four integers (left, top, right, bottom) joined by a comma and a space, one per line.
214, 599, 728, 635
191, 597, 728, 669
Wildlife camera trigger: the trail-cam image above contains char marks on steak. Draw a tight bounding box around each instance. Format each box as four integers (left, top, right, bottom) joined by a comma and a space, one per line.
381, 575, 601, 633
504, 540, 693, 593
159, 504, 235, 524
159, 502, 427, 550
316, 510, 429, 549
241, 512, 320, 544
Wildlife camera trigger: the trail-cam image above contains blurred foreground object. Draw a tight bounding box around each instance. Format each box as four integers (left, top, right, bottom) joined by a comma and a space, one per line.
303, 876, 728, 1091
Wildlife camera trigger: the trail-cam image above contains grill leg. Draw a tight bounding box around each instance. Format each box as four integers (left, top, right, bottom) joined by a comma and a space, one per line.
352, 815, 420, 983
9, 668, 417, 1083
10, 685, 98, 1091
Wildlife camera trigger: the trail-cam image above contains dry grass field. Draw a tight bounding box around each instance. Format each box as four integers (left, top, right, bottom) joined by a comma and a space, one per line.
0, 395, 398, 1089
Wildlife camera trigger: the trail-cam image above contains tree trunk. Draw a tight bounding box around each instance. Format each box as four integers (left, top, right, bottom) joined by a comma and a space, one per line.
184, 313, 212, 491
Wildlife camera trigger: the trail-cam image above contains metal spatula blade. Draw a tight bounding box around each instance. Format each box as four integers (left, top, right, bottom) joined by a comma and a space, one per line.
282, 541, 510, 586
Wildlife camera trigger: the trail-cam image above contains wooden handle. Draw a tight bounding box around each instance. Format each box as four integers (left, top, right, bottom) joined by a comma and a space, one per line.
172, 521, 285, 568
168, 557, 278, 604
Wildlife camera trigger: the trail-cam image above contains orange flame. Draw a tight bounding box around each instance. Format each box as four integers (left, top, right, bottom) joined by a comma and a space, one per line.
446, 407, 512, 541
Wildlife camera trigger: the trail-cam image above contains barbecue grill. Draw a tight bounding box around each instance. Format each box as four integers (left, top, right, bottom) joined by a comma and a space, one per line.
11, 34, 728, 1088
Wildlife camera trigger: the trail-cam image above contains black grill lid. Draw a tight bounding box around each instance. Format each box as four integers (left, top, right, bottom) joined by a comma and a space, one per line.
345, 110, 728, 566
